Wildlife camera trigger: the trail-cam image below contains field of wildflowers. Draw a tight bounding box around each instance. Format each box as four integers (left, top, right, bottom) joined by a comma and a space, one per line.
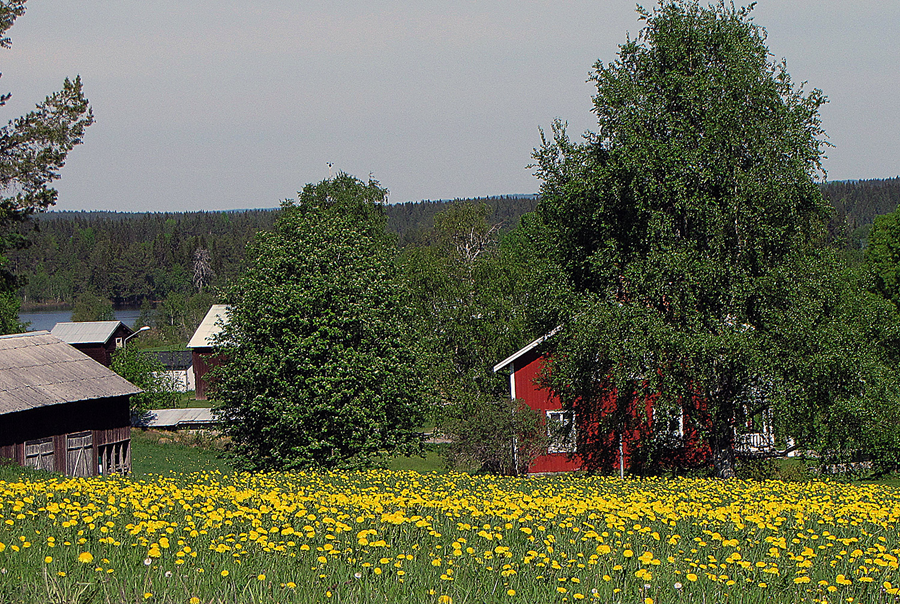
1, 470, 899, 603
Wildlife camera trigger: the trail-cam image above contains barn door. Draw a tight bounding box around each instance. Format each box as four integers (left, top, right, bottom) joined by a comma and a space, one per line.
24, 438, 55, 472
66, 432, 93, 477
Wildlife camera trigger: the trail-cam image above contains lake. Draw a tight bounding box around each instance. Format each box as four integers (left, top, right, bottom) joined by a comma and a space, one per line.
19, 308, 144, 332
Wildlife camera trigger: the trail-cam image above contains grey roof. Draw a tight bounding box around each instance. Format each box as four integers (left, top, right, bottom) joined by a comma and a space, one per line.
187, 305, 229, 349
140, 407, 218, 428
155, 350, 193, 370
50, 321, 131, 345
0, 332, 142, 416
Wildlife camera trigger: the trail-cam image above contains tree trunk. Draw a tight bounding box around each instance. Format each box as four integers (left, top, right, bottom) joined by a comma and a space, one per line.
710, 391, 737, 478
711, 439, 736, 478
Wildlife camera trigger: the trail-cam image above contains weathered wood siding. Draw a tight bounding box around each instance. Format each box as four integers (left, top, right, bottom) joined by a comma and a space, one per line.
192, 349, 224, 401
0, 396, 132, 476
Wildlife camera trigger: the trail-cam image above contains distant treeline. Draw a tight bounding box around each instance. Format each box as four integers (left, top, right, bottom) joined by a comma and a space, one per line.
387, 195, 539, 246
10, 195, 540, 308
823, 176, 900, 248
8, 180, 897, 310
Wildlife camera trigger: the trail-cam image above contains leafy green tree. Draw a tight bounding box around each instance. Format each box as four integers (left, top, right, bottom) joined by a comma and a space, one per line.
866, 208, 900, 308
0, 290, 23, 333
70, 291, 114, 322
530, 1, 867, 477
214, 174, 432, 471
0, 0, 93, 330
401, 201, 557, 473
110, 347, 178, 419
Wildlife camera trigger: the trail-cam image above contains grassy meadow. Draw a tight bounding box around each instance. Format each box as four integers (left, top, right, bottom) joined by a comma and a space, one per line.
0, 474, 899, 603
0, 435, 899, 603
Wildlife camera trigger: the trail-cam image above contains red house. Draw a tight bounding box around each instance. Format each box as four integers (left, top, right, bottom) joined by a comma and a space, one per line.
493, 331, 709, 475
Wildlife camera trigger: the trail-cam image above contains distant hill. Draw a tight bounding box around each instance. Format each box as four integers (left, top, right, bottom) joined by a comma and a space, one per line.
9, 195, 540, 308
10, 181, 897, 308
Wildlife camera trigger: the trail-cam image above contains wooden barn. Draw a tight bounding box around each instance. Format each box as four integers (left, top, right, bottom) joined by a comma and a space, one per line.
0, 331, 141, 476
50, 320, 135, 366
493, 331, 710, 475
187, 305, 229, 400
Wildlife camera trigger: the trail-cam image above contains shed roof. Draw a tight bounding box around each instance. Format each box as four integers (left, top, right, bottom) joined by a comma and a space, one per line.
51, 321, 131, 345
140, 407, 219, 429
187, 305, 230, 349
155, 350, 193, 371
0, 332, 142, 416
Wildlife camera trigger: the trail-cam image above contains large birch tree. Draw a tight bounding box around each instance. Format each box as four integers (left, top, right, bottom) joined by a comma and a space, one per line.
531, 1, 894, 477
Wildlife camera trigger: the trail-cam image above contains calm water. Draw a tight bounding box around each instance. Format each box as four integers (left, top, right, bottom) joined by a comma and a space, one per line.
19, 308, 143, 332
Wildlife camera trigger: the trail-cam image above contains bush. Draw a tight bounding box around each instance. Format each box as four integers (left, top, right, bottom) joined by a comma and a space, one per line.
735, 457, 812, 482
110, 347, 178, 419
443, 397, 548, 475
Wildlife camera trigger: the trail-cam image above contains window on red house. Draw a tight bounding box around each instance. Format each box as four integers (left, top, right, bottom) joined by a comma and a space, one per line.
546, 410, 576, 453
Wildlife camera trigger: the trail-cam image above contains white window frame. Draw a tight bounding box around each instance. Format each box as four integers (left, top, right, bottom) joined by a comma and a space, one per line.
546, 409, 577, 453
652, 404, 684, 439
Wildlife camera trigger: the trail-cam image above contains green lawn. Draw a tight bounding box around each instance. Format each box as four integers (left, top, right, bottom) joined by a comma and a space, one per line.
386, 444, 447, 473
130, 428, 233, 477
130, 429, 447, 477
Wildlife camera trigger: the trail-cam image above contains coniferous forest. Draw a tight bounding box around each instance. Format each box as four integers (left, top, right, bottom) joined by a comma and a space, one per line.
6, 195, 539, 343
8, 180, 897, 322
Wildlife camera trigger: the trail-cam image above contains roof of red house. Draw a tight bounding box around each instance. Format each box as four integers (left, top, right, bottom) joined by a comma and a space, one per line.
50, 321, 131, 345
187, 305, 230, 349
492, 326, 561, 373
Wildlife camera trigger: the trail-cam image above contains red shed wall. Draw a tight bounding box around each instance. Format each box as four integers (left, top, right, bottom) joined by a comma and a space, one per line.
193, 349, 225, 400
72, 343, 109, 366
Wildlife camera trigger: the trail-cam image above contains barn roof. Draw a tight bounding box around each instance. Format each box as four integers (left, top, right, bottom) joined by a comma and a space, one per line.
187, 305, 230, 349
51, 321, 131, 345
0, 331, 141, 416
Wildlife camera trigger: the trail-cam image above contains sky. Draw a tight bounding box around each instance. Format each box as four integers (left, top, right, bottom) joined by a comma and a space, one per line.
2, 1, 899, 212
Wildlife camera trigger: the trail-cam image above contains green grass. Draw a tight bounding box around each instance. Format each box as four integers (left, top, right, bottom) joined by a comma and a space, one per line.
130, 428, 233, 477
386, 444, 448, 473
130, 429, 446, 477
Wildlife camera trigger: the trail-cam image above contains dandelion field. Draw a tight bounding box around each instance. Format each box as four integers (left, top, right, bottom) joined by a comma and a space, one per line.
1, 470, 899, 604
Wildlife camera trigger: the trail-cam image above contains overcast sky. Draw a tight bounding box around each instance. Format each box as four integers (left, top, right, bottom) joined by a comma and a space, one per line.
3, 1, 898, 212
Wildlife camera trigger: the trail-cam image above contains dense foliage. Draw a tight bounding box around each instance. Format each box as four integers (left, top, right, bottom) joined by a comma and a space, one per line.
0, 0, 93, 332
401, 200, 555, 473
867, 206, 900, 309
527, 1, 900, 478
109, 346, 178, 418
214, 174, 433, 471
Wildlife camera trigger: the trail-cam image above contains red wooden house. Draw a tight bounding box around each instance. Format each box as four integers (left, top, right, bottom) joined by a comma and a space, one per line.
493, 331, 710, 474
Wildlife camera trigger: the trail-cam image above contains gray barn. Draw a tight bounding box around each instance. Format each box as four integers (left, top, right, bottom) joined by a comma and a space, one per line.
0, 332, 141, 476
